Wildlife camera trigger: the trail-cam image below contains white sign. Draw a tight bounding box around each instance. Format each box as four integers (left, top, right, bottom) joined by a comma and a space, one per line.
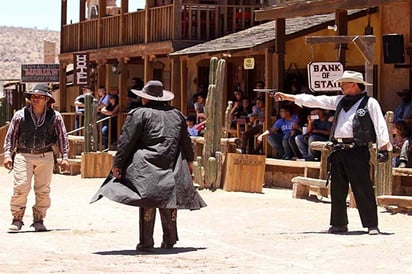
307, 62, 343, 92
74, 53, 90, 86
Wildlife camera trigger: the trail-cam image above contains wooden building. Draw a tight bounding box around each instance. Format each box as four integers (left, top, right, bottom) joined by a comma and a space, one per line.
170, 0, 411, 146
58, 0, 272, 131
253, 0, 412, 114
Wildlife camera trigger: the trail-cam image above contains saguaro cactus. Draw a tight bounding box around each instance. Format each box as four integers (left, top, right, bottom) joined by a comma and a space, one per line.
199, 57, 226, 188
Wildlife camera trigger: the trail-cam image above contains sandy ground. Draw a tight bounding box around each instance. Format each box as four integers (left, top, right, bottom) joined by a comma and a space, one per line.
0, 166, 411, 274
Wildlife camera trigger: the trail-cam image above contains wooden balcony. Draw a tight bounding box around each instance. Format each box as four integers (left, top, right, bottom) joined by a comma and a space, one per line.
61, 3, 263, 54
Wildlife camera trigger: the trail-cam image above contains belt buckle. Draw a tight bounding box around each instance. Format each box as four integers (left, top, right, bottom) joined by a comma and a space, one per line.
336, 138, 343, 143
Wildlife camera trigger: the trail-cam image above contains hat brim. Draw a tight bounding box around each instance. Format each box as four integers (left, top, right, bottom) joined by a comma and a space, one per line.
334, 77, 372, 86
24, 91, 55, 104
131, 88, 175, 102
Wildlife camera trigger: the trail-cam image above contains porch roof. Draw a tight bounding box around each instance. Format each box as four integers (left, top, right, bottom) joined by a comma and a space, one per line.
255, 0, 408, 21
170, 9, 364, 57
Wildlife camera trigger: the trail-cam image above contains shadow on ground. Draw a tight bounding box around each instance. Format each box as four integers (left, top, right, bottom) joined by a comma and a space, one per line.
94, 247, 206, 256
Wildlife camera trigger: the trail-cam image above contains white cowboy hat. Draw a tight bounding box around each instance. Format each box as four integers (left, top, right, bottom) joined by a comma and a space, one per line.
131, 80, 174, 102
24, 83, 55, 103
334, 70, 372, 86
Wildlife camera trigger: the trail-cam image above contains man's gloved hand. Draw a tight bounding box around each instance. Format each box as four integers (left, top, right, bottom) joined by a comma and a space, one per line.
377, 150, 389, 163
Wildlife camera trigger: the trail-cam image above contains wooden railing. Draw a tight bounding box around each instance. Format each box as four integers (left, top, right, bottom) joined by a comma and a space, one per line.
149, 5, 174, 42
124, 11, 145, 45
61, 4, 263, 54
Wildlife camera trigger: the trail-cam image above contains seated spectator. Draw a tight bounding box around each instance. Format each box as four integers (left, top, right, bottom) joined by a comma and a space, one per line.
230, 89, 244, 115
74, 85, 94, 130
194, 92, 207, 124
394, 89, 412, 123
96, 86, 110, 120
257, 105, 299, 159
399, 136, 412, 168
241, 97, 265, 154
101, 94, 119, 150
186, 115, 199, 136
250, 80, 265, 106
127, 77, 144, 112
295, 109, 332, 161
231, 98, 252, 130
392, 120, 409, 167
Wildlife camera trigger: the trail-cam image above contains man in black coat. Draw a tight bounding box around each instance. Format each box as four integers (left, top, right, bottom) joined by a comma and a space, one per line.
91, 80, 206, 250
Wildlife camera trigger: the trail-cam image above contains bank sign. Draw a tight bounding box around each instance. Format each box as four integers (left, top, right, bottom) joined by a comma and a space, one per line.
307, 62, 343, 92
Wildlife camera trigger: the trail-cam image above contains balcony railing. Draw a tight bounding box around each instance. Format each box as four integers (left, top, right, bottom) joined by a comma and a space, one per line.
61, 4, 263, 54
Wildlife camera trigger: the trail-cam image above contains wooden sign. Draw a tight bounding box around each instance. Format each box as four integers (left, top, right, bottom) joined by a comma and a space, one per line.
21, 64, 59, 83
243, 57, 255, 70
307, 61, 343, 92
73, 53, 90, 86
223, 153, 265, 193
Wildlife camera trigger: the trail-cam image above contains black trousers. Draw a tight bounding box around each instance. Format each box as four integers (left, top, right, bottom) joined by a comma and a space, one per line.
139, 207, 178, 247
329, 146, 378, 228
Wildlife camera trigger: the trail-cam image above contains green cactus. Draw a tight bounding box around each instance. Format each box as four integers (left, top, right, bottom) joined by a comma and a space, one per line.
193, 57, 227, 189
207, 157, 217, 184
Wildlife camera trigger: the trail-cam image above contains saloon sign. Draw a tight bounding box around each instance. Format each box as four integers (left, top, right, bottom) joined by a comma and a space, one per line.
307, 61, 343, 92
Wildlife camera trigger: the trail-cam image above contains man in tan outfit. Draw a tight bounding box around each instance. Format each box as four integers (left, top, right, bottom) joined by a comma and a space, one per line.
3, 84, 69, 232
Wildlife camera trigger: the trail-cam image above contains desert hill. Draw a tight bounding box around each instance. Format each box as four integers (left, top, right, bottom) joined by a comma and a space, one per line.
0, 26, 60, 91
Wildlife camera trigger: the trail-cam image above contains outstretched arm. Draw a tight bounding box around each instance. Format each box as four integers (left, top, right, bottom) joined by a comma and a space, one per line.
274, 92, 297, 102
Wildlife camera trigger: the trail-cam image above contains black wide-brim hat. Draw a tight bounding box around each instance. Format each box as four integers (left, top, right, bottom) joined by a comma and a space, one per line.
131, 80, 174, 102
24, 84, 55, 104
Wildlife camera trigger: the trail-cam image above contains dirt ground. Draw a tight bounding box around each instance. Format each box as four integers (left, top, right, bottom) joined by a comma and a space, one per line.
0, 166, 411, 274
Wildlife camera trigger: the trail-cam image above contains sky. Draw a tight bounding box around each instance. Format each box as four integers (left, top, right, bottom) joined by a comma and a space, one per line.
0, 0, 145, 31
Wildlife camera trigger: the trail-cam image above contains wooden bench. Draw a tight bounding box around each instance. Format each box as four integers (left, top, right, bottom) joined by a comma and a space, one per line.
67, 135, 85, 159
264, 158, 321, 189
377, 167, 412, 213
289, 141, 331, 200
377, 195, 412, 213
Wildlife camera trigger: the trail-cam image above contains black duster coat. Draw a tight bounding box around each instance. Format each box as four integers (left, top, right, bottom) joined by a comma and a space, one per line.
91, 101, 206, 210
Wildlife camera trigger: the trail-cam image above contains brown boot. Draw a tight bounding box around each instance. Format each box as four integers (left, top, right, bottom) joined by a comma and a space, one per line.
31, 208, 47, 232
9, 219, 24, 232
9, 208, 25, 232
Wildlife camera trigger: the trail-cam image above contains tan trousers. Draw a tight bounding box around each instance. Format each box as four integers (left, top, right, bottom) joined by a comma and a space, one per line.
11, 152, 54, 220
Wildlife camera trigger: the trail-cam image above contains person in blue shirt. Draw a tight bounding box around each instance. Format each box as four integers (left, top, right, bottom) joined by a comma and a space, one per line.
295, 108, 332, 161
258, 105, 299, 159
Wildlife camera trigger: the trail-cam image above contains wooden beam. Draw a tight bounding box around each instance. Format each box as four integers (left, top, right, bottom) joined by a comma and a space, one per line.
305, 35, 376, 45
255, 0, 409, 21
352, 36, 374, 64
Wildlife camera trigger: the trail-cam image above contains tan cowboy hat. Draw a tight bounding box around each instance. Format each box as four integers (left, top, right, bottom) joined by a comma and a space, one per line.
131, 80, 175, 102
334, 70, 372, 86
24, 83, 55, 103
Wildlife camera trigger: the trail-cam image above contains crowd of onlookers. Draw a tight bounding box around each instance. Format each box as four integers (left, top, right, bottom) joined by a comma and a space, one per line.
185, 78, 412, 166
77, 76, 412, 166
185, 77, 336, 161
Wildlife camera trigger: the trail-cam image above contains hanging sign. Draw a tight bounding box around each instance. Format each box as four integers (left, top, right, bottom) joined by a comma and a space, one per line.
21, 64, 59, 82
73, 53, 90, 86
243, 58, 255, 70
307, 61, 343, 92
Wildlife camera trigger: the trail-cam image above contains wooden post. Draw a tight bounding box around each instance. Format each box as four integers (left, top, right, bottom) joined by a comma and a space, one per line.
305, 35, 375, 96
375, 111, 394, 196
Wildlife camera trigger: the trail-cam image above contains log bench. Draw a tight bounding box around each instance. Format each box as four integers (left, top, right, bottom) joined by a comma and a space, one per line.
377, 195, 412, 213
264, 158, 321, 189
378, 167, 412, 213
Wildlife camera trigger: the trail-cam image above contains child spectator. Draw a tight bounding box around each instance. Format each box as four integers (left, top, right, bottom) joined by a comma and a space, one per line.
392, 120, 409, 167
186, 115, 199, 136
